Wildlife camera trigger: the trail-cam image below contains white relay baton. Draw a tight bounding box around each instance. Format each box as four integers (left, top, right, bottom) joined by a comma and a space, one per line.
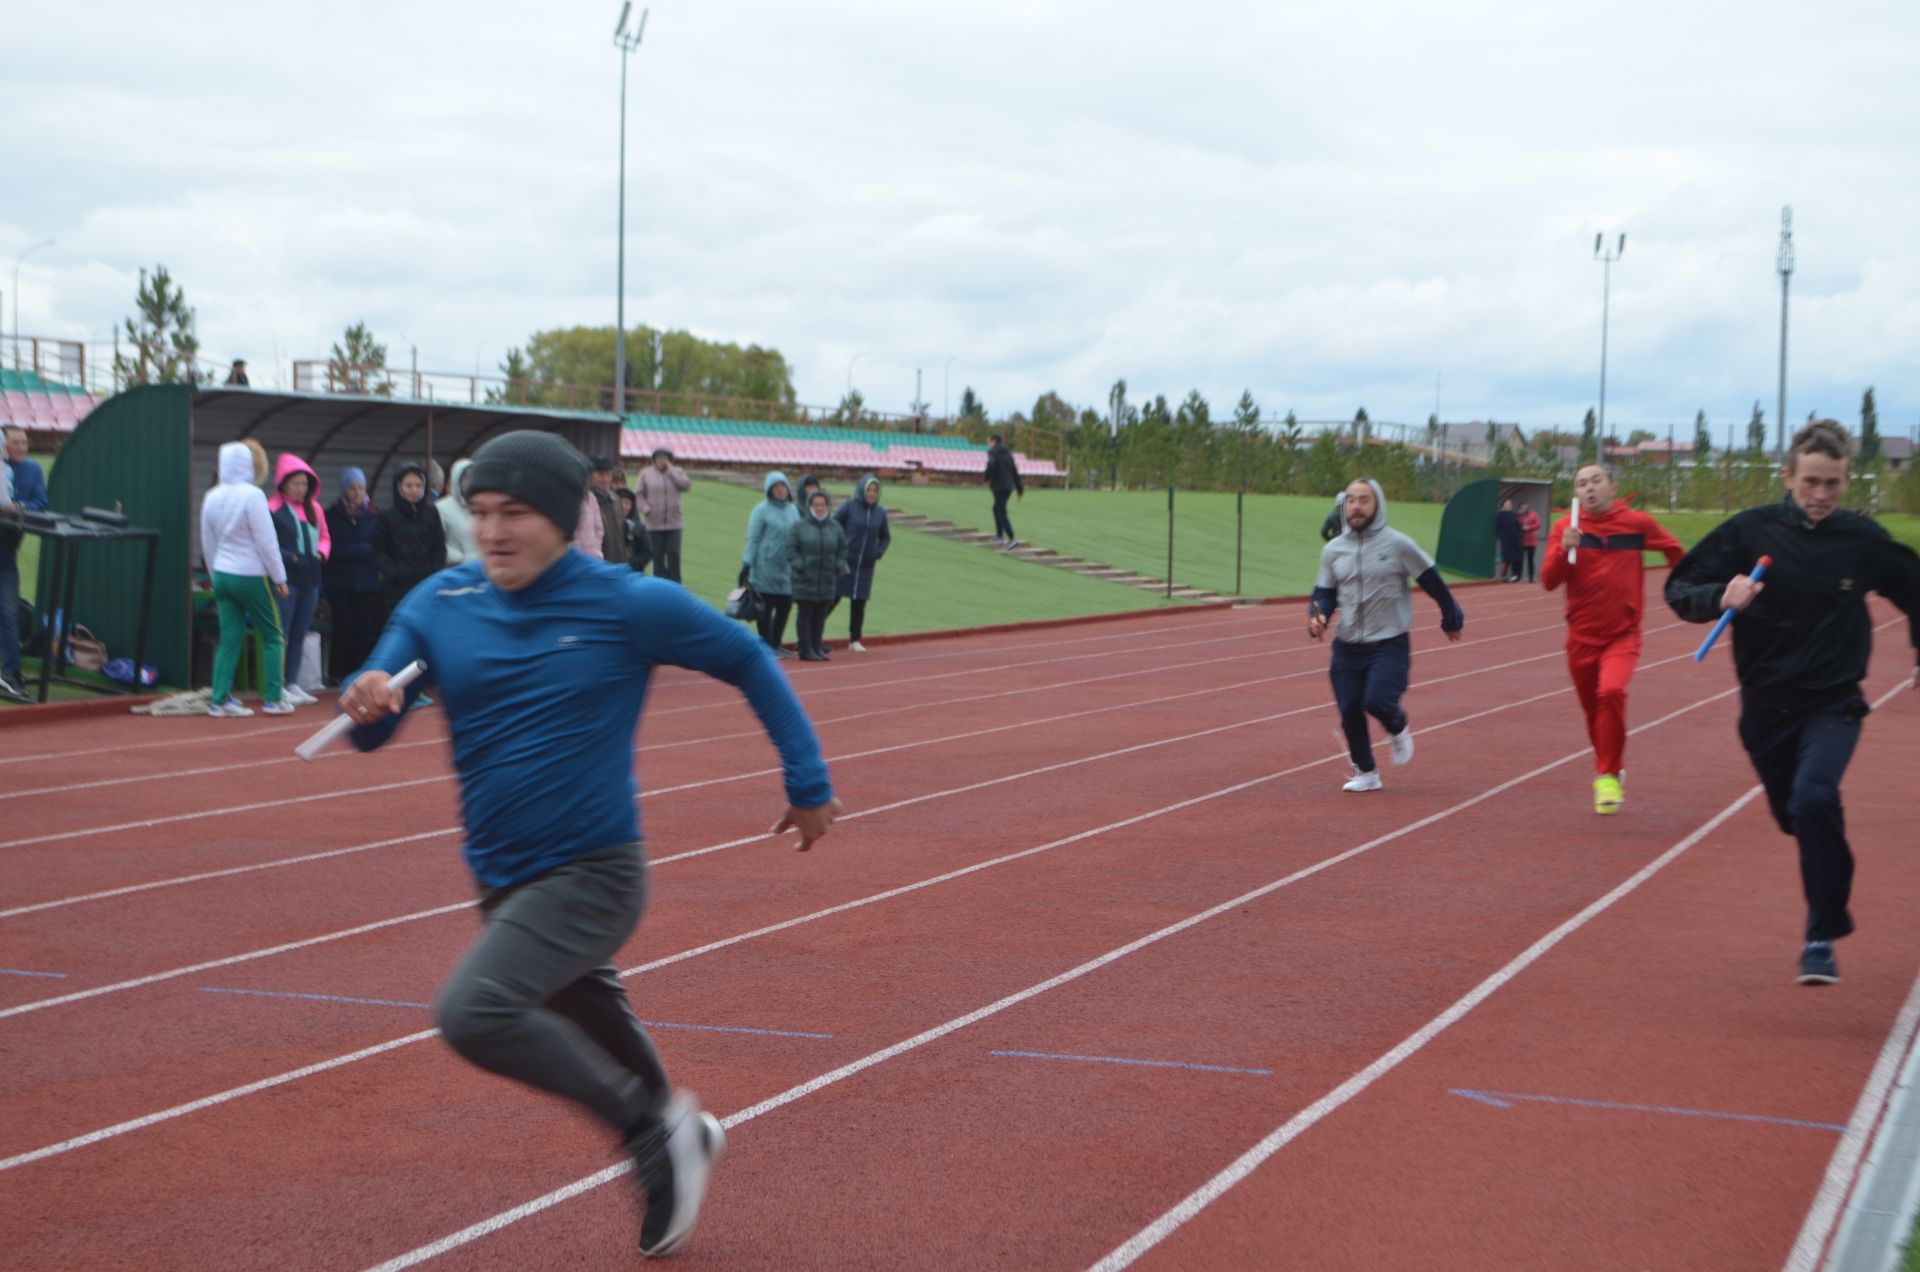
294, 660, 428, 761
1568, 501, 1580, 566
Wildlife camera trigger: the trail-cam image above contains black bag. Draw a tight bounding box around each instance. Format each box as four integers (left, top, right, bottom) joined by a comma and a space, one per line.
724, 587, 760, 623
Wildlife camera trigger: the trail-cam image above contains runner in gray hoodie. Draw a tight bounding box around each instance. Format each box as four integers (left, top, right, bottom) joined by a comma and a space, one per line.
1309, 477, 1464, 791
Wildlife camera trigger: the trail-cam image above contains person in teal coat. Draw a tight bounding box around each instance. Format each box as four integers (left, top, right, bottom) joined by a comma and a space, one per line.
741, 471, 800, 656
788, 488, 850, 661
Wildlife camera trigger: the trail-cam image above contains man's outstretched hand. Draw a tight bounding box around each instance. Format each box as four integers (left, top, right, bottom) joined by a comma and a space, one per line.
772, 798, 844, 851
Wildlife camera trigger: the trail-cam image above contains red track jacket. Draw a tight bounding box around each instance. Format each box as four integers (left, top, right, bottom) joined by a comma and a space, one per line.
1541, 502, 1685, 645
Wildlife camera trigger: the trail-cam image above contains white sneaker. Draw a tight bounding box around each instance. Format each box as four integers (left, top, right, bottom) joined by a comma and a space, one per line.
849, 641, 867, 653
209, 697, 255, 718
1342, 766, 1382, 792
283, 684, 318, 706
261, 699, 296, 715
638, 1092, 726, 1258
1389, 726, 1414, 766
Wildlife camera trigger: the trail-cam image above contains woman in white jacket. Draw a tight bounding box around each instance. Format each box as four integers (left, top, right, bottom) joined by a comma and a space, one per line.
201, 441, 290, 716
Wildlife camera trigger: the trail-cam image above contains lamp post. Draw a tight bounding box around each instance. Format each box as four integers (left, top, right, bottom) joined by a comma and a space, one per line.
1776, 205, 1794, 458
611, 3, 648, 416
1593, 231, 1625, 438
943, 356, 956, 423
10, 238, 54, 371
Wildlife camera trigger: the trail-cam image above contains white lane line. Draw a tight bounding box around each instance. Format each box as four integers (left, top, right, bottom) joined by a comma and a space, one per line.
0, 656, 1624, 1171
1093, 673, 1914, 1272
0, 737, 448, 803
0, 721, 313, 767
356, 683, 1744, 1271
0, 614, 1566, 876
0, 903, 475, 1021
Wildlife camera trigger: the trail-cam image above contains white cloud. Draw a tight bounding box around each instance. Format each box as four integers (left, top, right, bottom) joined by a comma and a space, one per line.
3, 0, 1917, 439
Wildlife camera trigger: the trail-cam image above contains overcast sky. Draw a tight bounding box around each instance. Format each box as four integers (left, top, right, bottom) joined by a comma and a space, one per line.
7, 0, 1918, 437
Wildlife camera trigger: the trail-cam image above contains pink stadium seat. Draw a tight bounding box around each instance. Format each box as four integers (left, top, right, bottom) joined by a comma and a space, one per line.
0, 391, 27, 426
50, 394, 78, 425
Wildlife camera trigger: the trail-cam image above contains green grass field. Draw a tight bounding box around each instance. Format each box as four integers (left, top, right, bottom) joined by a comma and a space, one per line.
670, 481, 1176, 640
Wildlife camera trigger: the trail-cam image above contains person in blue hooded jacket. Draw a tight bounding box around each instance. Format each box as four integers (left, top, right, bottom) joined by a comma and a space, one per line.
741, 471, 800, 658
829, 474, 891, 652
1309, 477, 1464, 792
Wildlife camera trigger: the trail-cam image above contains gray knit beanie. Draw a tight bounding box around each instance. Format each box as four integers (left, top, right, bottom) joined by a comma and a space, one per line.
460, 431, 590, 536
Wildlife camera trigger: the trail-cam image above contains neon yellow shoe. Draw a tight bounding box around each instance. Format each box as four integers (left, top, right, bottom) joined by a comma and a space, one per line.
1594, 774, 1624, 815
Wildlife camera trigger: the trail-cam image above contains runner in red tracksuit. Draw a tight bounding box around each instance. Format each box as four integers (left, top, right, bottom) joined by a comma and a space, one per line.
1540, 463, 1685, 814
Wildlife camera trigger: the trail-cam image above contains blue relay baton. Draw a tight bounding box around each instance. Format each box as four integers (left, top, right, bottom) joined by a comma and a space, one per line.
1693, 556, 1771, 662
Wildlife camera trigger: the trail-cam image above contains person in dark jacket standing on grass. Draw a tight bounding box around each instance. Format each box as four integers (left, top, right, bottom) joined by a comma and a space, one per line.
324, 467, 384, 684
984, 434, 1024, 548
1665, 419, 1920, 987
337, 430, 838, 1259
830, 474, 890, 652
617, 488, 653, 573
789, 488, 849, 661
1494, 497, 1523, 582
373, 463, 447, 614
589, 457, 630, 566
1309, 478, 1465, 792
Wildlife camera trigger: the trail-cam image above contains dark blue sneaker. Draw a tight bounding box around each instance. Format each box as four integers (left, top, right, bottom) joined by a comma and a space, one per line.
1798, 941, 1840, 986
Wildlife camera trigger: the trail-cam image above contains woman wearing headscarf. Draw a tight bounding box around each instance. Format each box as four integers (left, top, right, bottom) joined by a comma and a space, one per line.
741, 471, 800, 657
788, 488, 849, 661
373, 463, 448, 613
324, 466, 384, 682
830, 474, 890, 652
268, 453, 331, 701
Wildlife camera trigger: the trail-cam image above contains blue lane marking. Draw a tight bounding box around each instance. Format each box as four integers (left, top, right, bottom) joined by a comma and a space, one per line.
0, 967, 68, 979
196, 987, 830, 1038
991, 1049, 1273, 1076
1447, 1087, 1850, 1133
201, 987, 432, 1010
638, 1019, 833, 1040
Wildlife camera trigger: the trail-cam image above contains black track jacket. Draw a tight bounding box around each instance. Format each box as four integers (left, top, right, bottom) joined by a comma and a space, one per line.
1665, 496, 1920, 710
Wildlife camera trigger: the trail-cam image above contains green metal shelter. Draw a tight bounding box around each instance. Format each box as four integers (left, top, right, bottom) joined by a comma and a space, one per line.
1435, 477, 1552, 579
40, 385, 621, 688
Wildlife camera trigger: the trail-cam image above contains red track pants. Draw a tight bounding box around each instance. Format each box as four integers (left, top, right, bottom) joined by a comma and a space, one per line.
1567, 631, 1640, 777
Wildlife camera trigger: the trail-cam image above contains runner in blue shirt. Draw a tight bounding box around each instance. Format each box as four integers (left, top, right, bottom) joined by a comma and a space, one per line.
339, 431, 839, 1259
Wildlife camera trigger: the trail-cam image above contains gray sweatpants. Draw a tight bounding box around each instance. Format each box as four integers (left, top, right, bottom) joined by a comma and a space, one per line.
435, 841, 670, 1133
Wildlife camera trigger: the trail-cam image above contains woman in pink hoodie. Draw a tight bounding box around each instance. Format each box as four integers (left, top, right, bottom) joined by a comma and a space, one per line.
268, 453, 333, 703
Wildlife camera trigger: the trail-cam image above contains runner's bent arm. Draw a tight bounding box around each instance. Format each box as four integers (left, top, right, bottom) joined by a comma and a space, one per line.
1665, 518, 1748, 623
342, 588, 436, 749
1539, 515, 1573, 592
628, 578, 833, 809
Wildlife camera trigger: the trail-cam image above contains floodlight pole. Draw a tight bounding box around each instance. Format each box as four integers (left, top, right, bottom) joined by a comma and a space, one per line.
1776, 205, 1794, 459
612, 5, 648, 417
1593, 231, 1625, 438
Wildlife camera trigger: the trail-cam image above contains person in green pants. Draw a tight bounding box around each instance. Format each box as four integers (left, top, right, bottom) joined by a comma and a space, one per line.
201, 442, 291, 716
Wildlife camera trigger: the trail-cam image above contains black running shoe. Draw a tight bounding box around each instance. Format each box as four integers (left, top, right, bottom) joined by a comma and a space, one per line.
1797, 941, 1840, 986
634, 1092, 726, 1258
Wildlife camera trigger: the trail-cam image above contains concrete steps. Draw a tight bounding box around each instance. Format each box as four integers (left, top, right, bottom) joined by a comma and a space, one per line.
883, 508, 1229, 603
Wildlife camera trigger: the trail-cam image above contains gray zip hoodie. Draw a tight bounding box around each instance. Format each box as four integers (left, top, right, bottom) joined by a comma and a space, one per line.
1312, 479, 1462, 643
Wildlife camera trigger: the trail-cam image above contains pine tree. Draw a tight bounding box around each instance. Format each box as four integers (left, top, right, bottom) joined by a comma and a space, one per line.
113, 265, 199, 386
1693, 409, 1712, 463
1580, 409, 1598, 464
328, 322, 390, 395
1747, 401, 1767, 456
1229, 390, 1262, 491
1860, 387, 1881, 464
958, 387, 987, 421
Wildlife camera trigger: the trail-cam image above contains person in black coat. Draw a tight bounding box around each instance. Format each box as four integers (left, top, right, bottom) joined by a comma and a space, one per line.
373, 463, 447, 613
829, 474, 890, 651
323, 466, 385, 683
617, 488, 653, 574
983, 434, 1024, 547
1494, 498, 1523, 582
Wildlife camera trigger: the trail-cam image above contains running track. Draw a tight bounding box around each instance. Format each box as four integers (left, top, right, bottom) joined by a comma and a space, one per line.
2, 576, 1916, 1270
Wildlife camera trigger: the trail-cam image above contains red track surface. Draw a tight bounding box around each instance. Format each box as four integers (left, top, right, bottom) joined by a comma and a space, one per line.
3, 577, 1916, 1270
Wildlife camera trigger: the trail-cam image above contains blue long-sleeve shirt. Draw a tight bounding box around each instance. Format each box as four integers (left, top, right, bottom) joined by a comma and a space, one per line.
347, 551, 833, 888
6, 458, 47, 511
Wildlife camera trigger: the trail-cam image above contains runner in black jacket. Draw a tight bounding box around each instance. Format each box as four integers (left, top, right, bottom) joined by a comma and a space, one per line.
1665, 421, 1920, 985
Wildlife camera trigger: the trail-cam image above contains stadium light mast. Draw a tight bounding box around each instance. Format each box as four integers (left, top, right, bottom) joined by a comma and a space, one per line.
1776, 205, 1794, 458
1593, 231, 1625, 438
9, 238, 54, 371
612, 3, 648, 416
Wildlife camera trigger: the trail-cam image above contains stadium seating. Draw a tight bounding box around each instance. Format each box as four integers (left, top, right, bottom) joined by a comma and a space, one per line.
618, 413, 1063, 478
0, 369, 100, 433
